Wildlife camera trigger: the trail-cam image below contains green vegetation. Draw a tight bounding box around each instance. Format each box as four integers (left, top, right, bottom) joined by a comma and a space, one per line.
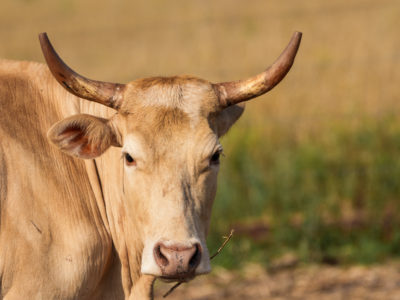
209, 115, 400, 268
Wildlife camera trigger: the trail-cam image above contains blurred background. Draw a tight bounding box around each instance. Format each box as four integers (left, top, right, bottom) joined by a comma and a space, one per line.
1, 0, 400, 298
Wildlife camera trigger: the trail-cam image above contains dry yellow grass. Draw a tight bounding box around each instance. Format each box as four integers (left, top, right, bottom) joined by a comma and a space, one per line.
1, 0, 399, 134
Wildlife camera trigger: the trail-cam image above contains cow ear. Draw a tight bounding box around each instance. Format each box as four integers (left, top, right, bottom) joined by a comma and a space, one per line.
48, 114, 120, 159
215, 103, 245, 137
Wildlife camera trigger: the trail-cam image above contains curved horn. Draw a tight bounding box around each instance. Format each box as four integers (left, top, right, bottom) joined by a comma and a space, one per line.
39, 32, 125, 109
214, 31, 302, 108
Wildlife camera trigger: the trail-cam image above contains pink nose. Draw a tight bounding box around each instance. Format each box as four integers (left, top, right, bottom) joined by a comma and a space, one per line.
153, 242, 201, 278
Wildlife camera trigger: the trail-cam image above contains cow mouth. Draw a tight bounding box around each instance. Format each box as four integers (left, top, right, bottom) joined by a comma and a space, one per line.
158, 273, 196, 283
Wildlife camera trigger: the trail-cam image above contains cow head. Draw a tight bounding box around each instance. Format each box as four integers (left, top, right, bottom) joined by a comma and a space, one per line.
39, 32, 301, 282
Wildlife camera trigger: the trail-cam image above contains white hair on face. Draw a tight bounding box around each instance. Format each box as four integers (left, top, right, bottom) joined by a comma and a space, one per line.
122, 134, 145, 160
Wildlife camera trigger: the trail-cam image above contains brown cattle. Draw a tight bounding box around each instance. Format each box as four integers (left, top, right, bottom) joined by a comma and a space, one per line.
0, 32, 301, 299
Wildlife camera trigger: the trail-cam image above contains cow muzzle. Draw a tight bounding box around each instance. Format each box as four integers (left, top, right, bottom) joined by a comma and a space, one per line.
153, 242, 201, 281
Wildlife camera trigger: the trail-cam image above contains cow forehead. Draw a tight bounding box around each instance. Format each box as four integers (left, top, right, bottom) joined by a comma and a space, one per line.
120, 76, 218, 118
115, 76, 219, 154
121, 108, 217, 160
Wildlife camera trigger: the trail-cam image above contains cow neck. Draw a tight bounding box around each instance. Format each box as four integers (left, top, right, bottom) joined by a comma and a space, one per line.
77, 99, 155, 299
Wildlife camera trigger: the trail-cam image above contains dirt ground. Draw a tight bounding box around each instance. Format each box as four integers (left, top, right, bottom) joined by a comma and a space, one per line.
154, 261, 400, 300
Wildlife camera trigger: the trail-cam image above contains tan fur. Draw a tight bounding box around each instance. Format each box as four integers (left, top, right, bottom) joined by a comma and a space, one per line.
0, 59, 244, 299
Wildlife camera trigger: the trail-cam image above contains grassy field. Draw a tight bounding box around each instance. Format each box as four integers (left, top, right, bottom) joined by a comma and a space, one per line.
1, 0, 400, 269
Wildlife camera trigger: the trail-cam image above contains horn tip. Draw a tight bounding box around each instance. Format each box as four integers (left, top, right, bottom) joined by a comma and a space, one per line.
38, 32, 47, 39
293, 31, 303, 41
38, 32, 49, 46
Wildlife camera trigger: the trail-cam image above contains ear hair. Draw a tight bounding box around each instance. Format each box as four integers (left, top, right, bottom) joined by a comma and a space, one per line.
48, 114, 119, 159
216, 103, 245, 137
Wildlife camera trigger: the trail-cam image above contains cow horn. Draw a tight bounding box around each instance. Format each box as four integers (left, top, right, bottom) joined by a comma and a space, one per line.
213, 31, 302, 108
39, 33, 125, 110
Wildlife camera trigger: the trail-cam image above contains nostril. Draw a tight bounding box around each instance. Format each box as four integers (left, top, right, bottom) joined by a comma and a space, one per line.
188, 243, 201, 270
154, 244, 169, 267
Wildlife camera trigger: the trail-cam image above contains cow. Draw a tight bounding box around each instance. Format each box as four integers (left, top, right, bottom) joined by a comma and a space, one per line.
0, 32, 301, 299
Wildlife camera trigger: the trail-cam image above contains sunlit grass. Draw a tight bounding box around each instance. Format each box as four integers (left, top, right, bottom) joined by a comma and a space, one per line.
1, 0, 400, 268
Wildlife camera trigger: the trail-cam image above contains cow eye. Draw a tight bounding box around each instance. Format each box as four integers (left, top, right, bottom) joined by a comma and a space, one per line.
210, 150, 221, 165
125, 153, 136, 166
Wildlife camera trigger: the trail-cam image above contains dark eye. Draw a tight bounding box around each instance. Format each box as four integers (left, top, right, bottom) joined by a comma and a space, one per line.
210, 150, 221, 165
125, 153, 136, 166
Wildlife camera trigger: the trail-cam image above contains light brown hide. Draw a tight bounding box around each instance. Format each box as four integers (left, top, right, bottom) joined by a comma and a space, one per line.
0, 60, 118, 299
0, 60, 243, 299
